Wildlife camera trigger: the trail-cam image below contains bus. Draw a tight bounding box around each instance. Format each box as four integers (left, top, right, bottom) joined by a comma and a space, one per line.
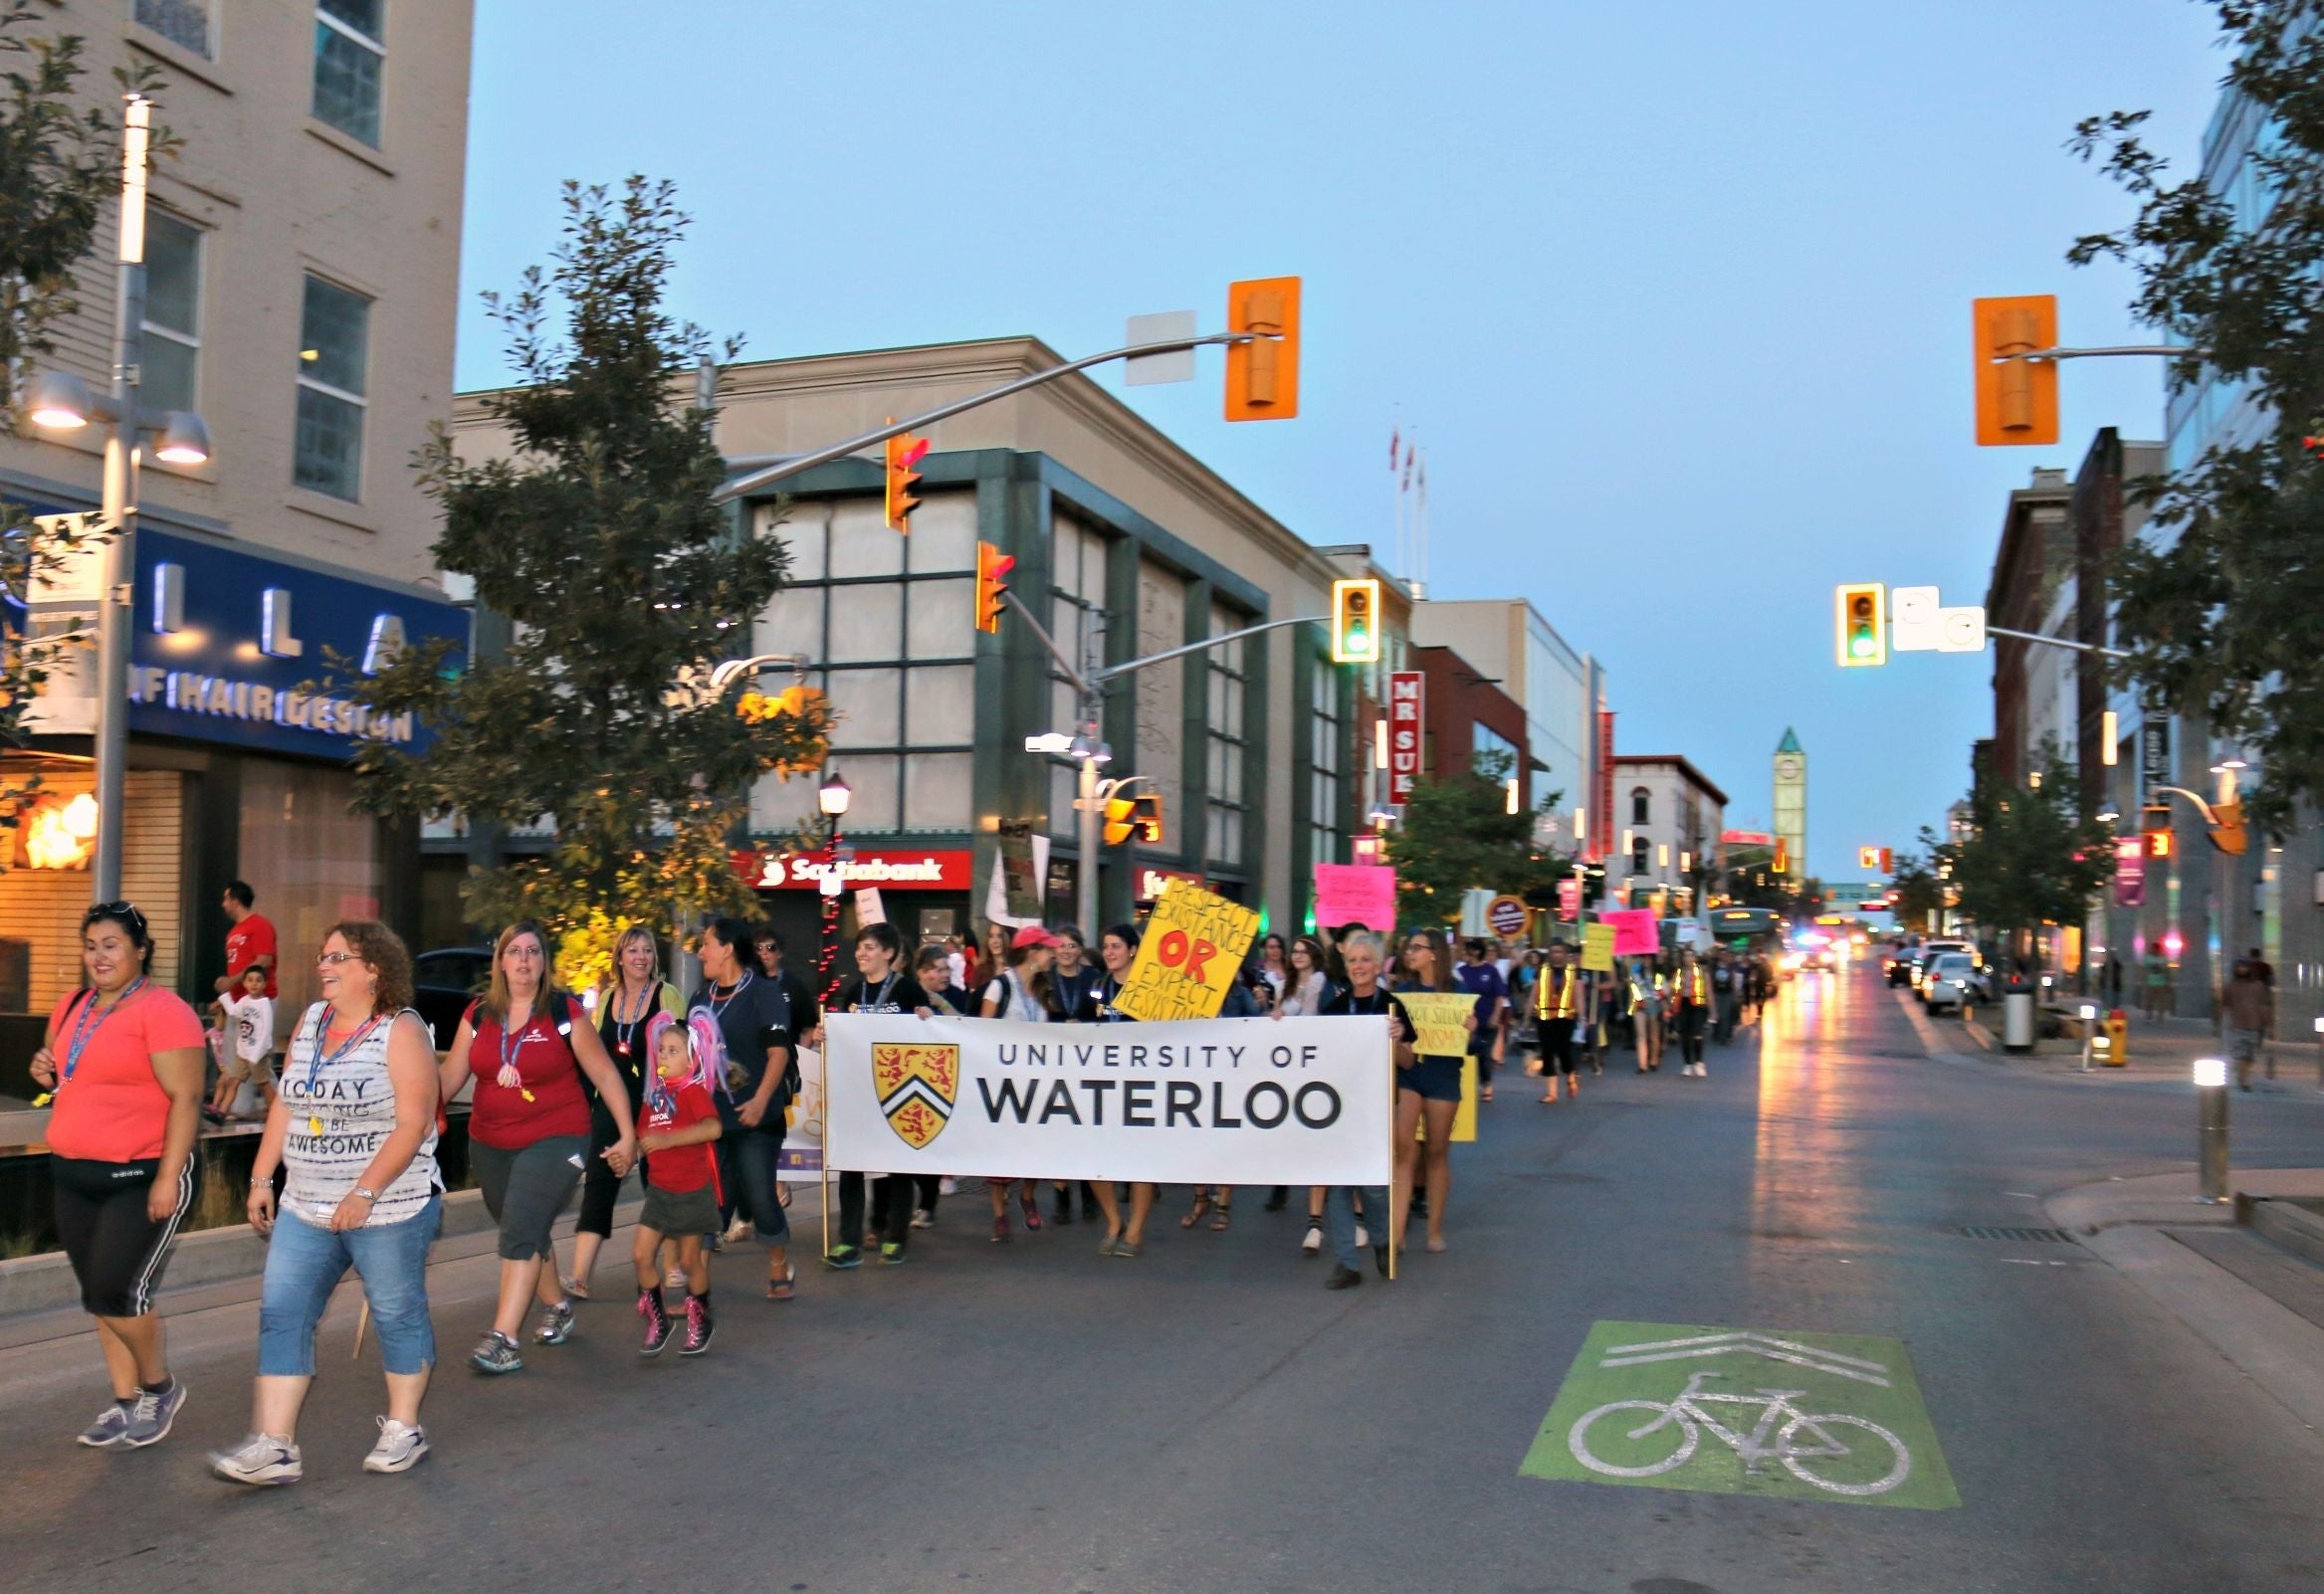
1706, 906, 1787, 960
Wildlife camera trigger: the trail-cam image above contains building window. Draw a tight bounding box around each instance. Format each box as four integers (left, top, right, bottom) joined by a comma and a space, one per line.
135, 0, 212, 57
1046, 515, 1109, 833
1631, 786, 1650, 824
1630, 838, 1651, 877
140, 212, 202, 419
1309, 655, 1344, 871
1473, 721, 1520, 776
294, 274, 370, 501
313, 0, 385, 146
1205, 608, 1248, 868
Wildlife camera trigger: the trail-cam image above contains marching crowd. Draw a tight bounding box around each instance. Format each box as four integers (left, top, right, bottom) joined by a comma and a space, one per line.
28, 897, 1779, 1487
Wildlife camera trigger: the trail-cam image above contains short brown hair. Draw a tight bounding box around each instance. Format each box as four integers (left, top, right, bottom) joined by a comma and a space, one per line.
324, 919, 414, 1017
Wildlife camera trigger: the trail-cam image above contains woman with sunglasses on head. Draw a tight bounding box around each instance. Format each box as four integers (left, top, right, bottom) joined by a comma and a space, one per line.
561, 926, 683, 1299
1391, 927, 1470, 1256
31, 901, 208, 1450
441, 920, 637, 1375
211, 920, 441, 1485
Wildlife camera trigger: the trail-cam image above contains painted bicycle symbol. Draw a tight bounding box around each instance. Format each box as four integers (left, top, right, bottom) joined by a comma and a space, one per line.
1568, 1369, 1913, 1497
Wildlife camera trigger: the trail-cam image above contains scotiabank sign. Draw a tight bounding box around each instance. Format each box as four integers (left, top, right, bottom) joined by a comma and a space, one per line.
734, 848, 972, 892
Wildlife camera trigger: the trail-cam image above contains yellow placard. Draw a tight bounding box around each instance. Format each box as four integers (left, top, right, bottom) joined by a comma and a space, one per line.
1113, 881, 1262, 1022
1413, 1056, 1479, 1143
1398, 991, 1474, 1060
1581, 923, 1616, 972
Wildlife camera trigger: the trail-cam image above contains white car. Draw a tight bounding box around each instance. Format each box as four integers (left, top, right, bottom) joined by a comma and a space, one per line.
1922, 952, 1983, 1012
1912, 939, 1971, 996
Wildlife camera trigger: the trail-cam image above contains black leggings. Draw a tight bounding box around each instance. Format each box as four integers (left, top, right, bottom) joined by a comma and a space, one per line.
575, 1100, 645, 1239
52, 1155, 196, 1317
1677, 1006, 1708, 1064
1540, 1017, 1577, 1077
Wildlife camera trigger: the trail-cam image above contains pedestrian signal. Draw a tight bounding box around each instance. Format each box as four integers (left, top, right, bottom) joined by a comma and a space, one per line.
884, 429, 930, 533
1835, 583, 1886, 668
2142, 802, 2175, 859
1132, 793, 1164, 844
1225, 277, 1301, 421
1973, 296, 2060, 447
975, 540, 1013, 634
1773, 838, 1789, 875
1857, 846, 1880, 870
1331, 578, 1380, 664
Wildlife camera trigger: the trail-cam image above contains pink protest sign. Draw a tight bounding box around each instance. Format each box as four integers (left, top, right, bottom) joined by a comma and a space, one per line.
1602, 908, 1660, 957
1314, 863, 1396, 930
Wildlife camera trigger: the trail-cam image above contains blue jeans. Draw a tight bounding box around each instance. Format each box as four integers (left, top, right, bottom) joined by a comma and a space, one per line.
731, 1124, 790, 1247
1325, 1185, 1388, 1272
258, 1195, 439, 1377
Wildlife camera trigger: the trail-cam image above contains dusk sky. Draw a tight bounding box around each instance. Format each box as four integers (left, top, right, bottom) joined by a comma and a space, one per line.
458, 1, 2227, 882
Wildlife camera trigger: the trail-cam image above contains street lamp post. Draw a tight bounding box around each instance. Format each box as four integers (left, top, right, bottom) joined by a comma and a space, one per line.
816, 771, 852, 1002
22, 95, 214, 903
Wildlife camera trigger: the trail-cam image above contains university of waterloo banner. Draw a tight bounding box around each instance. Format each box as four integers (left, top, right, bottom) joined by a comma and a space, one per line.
823, 1014, 1392, 1186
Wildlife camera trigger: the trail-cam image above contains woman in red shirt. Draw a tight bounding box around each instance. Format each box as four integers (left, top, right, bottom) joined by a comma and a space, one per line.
29, 901, 208, 1450
440, 920, 637, 1375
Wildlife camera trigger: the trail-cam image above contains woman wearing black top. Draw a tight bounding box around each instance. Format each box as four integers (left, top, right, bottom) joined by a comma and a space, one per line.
690, 917, 806, 1301
1319, 931, 1405, 1288
824, 923, 929, 1268
1084, 923, 1157, 1258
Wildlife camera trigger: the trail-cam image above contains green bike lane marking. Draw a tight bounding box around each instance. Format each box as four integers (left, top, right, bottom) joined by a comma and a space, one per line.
1521, 1319, 1960, 1510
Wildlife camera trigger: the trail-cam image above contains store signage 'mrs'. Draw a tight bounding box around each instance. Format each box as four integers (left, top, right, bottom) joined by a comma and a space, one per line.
127, 527, 470, 758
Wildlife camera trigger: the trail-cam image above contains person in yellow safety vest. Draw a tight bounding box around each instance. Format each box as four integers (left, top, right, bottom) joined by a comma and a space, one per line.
1536, 941, 1582, 1104
1674, 947, 1714, 1077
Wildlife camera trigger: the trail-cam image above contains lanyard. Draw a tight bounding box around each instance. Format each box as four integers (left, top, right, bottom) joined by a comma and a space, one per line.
851, 970, 901, 1011
1342, 985, 1388, 1015
308, 1011, 385, 1096
708, 969, 753, 1015
62, 979, 144, 1083
610, 981, 655, 1056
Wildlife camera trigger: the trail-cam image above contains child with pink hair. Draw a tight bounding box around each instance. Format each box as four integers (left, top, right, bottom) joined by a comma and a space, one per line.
633, 1013, 726, 1356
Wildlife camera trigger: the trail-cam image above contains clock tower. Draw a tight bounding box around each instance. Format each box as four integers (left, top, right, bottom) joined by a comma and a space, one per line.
1773, 727, 1806, 879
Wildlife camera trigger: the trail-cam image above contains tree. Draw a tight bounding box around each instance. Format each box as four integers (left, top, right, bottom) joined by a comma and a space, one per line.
1383, 749, 1566, 928
336, 177, 828, 978
1886, 851, 1945, 934
1717, 843, 1800, 912
1927, 747, 2112, 966
2068, 1, 2324, 826
0, 10, 172, 850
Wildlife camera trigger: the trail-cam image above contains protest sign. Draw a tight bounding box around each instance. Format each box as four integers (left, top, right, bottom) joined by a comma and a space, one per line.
1581, 922, 1616, 972
1113, 882, 1261, 1021
1410, 1056, 1479, 1144
823, 1014, 1393, 1185
1603, 908, 1660, 957
1314, 863, 1396, 931
854, 887, 887, 925
1397, 991, 1474, 1059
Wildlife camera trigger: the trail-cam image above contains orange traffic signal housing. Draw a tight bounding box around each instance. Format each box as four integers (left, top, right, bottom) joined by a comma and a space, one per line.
1973, 296, 2060, 446
1132, 792, 1163, 844
1103, 794, 1138, 846
2209, 799, 2249, 857
974, 540, 1014, 634
884, 429, 930, 533
1225, 277, 1301, 421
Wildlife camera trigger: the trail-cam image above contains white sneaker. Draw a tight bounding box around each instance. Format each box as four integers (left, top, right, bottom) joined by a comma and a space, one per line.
910, 1208, 936, 1229
210, 1432, 302, 1487
362, 1416, 429, 1475
938, 1177, 958, 1196
1301, 1223, 1323, 1255
723, 1216, 751, 1244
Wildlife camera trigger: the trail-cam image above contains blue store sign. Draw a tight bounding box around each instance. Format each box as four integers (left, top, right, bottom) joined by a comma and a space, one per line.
127, 526, 468, 758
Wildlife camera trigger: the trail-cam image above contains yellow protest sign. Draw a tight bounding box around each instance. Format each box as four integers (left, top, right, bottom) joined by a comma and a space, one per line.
1397, 991, 1474, 1059
1581, 922, 1616, 972
1113, 881, 1261, 1022
1412, 1057, 1479, 1144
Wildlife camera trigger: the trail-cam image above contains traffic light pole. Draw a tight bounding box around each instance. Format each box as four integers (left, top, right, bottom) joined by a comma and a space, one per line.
710, 330, 1264, 505
1982, 624, 2131, 661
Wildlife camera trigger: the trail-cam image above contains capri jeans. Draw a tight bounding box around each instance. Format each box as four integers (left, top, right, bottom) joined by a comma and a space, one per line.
730, 1121, 790, 1247
258, 1195, 440, 1376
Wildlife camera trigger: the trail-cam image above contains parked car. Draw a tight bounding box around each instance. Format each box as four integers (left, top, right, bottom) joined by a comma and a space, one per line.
1922, 951, 1985, 1012
1912, 939, 1971, 996
413, 945, 493, 1051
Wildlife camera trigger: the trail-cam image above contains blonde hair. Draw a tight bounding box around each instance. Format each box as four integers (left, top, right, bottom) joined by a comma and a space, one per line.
608, 925, 662, 990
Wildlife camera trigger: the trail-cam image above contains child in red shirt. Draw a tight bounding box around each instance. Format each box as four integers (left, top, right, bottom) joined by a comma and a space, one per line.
634, 1013, 725, 1356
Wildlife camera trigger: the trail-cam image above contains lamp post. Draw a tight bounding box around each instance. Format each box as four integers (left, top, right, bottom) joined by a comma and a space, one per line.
816, 771, 851, 1002
22, 95, 215, 903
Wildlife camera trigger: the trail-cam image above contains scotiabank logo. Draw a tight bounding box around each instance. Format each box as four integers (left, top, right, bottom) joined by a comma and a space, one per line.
733, 848, 971, 892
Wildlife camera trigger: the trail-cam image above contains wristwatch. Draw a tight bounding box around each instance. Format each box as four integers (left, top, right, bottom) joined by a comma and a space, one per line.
351, 1186, 377, 1201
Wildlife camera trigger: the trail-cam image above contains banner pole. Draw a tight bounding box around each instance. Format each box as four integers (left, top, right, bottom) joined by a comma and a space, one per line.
819, 1045, 831, 1263
1386, 1019, 1397, 1283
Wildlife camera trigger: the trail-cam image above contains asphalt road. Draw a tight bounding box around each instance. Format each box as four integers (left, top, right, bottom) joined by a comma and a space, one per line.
4, 963, 2323, 1594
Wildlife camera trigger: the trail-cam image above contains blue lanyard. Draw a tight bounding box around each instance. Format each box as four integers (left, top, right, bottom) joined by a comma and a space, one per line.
307, 1009, 385, 1096
851, 971, 900, 1011
63, 979, 144, 1083
499, 1012, 531, 1078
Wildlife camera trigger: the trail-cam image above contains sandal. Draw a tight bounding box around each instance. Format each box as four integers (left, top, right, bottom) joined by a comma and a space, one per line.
1113, 1238, 1144, 1259
1180, 1192, 1212, 1229
1209, 1203, 1232, 1232
766, 1266, 795, 1302
1018, 1192, 1043, 1231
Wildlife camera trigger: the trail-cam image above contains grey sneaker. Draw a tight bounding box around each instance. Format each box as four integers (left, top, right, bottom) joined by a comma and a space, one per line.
532, 1299, 575, 1345
471, 1330, 524, 1375
910, 1208, 935, 1229
118, 1381, 186, 1448
210, 1432, 301, 1487
76, 1401, 131, 1449
361, 1417, 428, 1475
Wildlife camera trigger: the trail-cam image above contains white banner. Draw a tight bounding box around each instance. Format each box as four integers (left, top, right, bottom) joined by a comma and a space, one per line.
775, 1046, 824, 1183
823, 1014, 1393, 1186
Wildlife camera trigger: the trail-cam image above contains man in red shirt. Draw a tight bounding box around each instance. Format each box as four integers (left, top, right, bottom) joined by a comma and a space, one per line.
215, 882, 277, 1001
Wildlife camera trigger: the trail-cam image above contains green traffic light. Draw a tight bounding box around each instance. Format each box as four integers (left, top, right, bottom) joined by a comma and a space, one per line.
1849, 632, 1877, 658
1346, 624, 1369, 652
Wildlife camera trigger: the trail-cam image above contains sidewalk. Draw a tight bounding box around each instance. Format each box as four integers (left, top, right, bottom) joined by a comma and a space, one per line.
1898, 988, 2324, 1097
2045, 1168, 2324, 1438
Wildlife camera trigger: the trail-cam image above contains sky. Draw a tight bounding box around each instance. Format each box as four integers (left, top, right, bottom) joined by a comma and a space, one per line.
458, 0, 2229, 883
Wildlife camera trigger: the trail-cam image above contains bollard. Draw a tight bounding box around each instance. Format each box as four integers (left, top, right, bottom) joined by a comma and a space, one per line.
2078, 1003, 2096, 1074
2194, 1056, 2229, 1204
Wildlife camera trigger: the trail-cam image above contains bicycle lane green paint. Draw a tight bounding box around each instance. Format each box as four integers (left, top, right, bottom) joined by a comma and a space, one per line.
1520, 1319, 1960, 1510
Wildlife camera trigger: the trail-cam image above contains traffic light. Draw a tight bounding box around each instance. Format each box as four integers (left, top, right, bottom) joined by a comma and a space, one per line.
1835, 583, 1887, 668
974, 540, 1013, 634
1225, 277, 1301, 421
2208, 799, 2248, 857
1858, 846, 1880, 870
1330, 578, 1380, 664
1103, 793, 1138, 846
1973, 296, 2060, 447
884, 428, 929, 533
1773, 838, 1789, 875
1879, 847, 1893, 875
2142, 802, 2175, 860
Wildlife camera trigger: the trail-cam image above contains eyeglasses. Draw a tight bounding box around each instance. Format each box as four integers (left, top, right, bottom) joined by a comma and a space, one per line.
85, 899, 148, 935
317, 951, 364, 965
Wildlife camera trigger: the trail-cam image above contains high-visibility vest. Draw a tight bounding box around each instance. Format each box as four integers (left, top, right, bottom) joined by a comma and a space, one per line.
1687, 966, 1709, 1005
1539, 968, 1577, 1019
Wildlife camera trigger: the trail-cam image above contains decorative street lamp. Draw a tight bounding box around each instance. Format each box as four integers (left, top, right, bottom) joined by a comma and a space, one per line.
816, 771, 852, 1001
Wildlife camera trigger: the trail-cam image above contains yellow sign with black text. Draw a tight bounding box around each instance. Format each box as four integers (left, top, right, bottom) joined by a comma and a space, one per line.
1113, 882, 1262, 1022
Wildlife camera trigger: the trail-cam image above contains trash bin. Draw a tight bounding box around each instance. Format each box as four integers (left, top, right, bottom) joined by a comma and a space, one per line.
2003, 977, 2035, 1054
2103, 1009, 2130, 1066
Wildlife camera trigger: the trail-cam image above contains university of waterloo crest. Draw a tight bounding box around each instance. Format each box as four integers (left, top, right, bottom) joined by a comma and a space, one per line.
873, 1043, 959, 1150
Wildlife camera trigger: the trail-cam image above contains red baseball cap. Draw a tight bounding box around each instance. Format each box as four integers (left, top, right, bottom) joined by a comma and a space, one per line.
1010, 926, 1064, 950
